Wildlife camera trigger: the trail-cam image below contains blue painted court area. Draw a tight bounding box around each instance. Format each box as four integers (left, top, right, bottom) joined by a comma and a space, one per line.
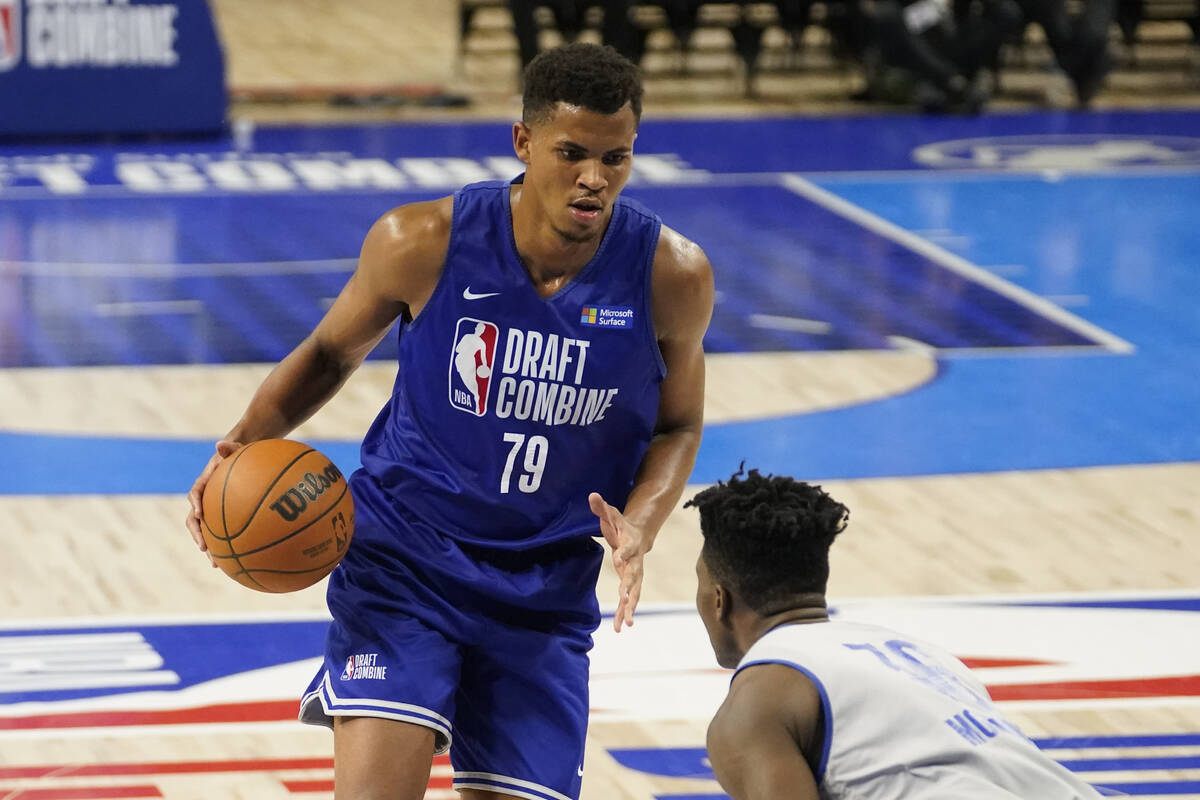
0, 182, 1101, 367
0, 110, 1198, 492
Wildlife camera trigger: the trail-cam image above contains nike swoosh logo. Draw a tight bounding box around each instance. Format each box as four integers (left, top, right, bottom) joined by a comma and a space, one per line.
577, 765, 584, 777
463, 287, 500, 300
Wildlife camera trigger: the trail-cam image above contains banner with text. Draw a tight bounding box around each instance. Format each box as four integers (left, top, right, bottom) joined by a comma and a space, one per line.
0, 0, 226, 135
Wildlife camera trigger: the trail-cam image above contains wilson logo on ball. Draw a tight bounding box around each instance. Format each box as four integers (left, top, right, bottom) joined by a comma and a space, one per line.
201, 439, 355, 594
269, 464, 345, 522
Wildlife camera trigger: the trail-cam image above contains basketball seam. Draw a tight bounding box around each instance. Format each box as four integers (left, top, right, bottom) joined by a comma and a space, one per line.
222, 446, 317, 541
214, 444, 268, 591
219, 443, 253, 543
229, 558, 343, 576
223, 481, 351, 558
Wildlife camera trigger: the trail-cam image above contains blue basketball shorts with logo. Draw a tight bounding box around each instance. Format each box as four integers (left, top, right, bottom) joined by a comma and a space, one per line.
300, 474, 604, 800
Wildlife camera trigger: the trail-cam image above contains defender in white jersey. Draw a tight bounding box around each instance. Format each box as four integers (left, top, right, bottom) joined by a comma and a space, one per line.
685, 469, 1105, 800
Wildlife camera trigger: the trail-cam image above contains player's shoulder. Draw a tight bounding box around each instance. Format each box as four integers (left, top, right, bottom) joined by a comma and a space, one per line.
370, 195, 455, 249
650, 224, 714, 337
653, 223, 710, 278
363, 196, 454, 267
356, 197, 454, 304
381, 179, 510, 245
711, 662, 823, 756
709, 665, 796, 746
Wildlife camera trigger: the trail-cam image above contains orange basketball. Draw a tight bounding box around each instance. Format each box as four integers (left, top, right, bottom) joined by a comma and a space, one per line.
201, 439, 354, 593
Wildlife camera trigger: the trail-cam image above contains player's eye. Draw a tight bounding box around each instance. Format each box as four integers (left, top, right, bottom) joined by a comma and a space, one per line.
603, 154, 628, 166
559, 149, 585, 161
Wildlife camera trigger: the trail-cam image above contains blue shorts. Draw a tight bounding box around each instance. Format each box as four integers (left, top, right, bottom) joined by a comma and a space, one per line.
300, 476, 603, 800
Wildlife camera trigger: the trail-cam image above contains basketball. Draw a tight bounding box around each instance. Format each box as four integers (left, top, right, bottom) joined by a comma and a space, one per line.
200, 439, 354, 593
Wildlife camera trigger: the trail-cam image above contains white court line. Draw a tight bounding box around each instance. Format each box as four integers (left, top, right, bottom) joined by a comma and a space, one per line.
0, 609, 332, 630
0, 672, 180, 694
3, 258, 356, 278
0, 164, 1197, 203
747, 313, 832, 334
0, 185, 415, 200
779, 173, 1136, 355
1044, 294, 1091, 307
0, 719, 313, 740
887, 335, 937, 354
93, 300, 204, 316
987, 264, 1028, 276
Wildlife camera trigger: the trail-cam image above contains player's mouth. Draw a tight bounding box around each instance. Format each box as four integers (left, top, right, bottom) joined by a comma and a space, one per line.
568, 197, 603, 224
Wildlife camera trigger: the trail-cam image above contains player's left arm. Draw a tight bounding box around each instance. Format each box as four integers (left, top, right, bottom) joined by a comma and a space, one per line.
589, 225, 714, 631
707, 665, 823, 800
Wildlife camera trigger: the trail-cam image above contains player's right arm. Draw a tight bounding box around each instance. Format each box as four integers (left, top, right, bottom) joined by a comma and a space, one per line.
185, 198, 453, 554
706, 664, 823, 800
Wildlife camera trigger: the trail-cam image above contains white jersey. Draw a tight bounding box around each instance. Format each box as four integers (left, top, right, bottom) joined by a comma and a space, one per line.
736, 620, 1102, 800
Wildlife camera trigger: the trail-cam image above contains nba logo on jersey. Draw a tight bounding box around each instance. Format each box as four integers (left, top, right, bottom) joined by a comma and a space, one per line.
0, 0, 20, 72
448, 317, 499, 417
340, 656, 355, 681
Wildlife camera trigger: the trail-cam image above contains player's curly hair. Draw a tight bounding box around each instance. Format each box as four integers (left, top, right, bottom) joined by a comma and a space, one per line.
685, 467, 849, 613
522, 42, 643, 126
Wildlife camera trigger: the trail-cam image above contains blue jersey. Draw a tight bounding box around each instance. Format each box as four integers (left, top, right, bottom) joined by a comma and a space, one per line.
356, 177, 665, 550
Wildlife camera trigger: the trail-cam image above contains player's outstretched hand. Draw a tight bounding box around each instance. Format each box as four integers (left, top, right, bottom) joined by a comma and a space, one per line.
186, 440, 241, 566
589, 492, 647, 633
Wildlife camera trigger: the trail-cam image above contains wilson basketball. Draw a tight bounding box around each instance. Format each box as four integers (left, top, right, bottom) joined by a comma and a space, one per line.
201, 439, 354, 593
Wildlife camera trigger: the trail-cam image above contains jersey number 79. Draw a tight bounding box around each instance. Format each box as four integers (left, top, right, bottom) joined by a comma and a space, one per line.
500, 432, 549, 494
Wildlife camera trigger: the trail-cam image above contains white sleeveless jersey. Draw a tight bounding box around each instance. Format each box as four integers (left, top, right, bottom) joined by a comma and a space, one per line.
736, 621, 1102, 800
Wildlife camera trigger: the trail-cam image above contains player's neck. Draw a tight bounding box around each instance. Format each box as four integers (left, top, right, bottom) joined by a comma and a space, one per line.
729, 597, 825, 662
510, 186, 607, 291
740, 598, 830, 651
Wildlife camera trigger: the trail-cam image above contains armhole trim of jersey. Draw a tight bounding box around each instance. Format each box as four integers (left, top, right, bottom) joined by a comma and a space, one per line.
735, 658, 833, 784
643, 216, 667, 380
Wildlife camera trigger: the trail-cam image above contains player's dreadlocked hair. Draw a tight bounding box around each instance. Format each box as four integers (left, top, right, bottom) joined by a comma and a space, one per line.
685, 467, 849, 613
522, 43, 643, 127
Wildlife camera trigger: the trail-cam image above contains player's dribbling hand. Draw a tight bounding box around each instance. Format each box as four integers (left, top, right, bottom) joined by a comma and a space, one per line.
186, 440, 242, 566
589, 492, 647, 633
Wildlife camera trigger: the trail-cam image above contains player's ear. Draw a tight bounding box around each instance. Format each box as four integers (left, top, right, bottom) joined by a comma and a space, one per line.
714, 583, 732, 624
513, 121, 532, 164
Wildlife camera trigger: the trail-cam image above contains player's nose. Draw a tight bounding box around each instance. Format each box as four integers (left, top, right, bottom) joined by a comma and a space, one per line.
577, 160, 606, 192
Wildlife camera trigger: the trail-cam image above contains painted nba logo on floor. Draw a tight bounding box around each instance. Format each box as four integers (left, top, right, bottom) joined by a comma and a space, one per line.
449, 317, 499, 416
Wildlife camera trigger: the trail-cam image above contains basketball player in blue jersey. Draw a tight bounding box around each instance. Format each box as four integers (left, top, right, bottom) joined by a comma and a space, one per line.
687, 469, 1106, 800
185, 42, 714, 800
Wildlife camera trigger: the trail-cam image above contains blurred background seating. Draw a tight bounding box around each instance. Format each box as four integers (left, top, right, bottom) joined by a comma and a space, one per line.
452, 0, 1200, 111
